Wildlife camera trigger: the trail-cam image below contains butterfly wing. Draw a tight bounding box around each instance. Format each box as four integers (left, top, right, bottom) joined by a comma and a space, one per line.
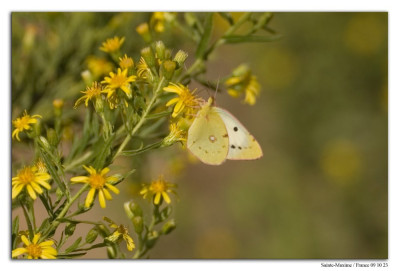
214, 107, 263, 160
187, 104, 229, 165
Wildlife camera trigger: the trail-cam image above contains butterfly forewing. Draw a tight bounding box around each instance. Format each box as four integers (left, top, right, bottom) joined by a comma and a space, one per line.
187, 105, 229, 165
214, 107, 263, 160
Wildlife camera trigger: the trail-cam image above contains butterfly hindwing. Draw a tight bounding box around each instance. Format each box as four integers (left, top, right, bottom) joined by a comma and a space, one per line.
187, 102, 229, 165
214, 107, 263, 160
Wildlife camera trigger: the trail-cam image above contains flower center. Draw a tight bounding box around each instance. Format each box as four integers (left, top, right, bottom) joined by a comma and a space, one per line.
88, 173, 106, 189
150, 180, 167, 193
14, 115, 31, 130
18, 167, 35, 184
26, 244, 42, 258
110, 74, 127, 88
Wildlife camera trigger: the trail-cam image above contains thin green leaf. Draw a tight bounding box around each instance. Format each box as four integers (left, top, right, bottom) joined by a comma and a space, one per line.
12, 216, 19, 249
195, 13, 214, 59
218, 12, 234, 25
57, 252, 87, 258
121, 141, 163, 156
224, 34, 281, 44
145, 111, 171, 120
64, 237, 82, 253
92, 133, 116, 170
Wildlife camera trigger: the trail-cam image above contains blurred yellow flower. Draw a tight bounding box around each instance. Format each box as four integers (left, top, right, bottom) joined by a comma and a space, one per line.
225, 64, 260, 105
164, 83, 200, 118
12, 111, 42, 141
86, 55, 113, 79
119, 54, 134, 70
344, 14, 386, 55
12, 166, 51, 200
321, 139, 362, 185
35, 159, 47, 173
136, 57, 152, 80
104, 217, 135, 251
150, 12, 176, 33
70, 166, 120, 208
102, 68, 136, 99
12, 233, 57, 259
100, 36, 125, 53
140, 175, 177, 205
162, 122, 187, 146
74, 81, 103, 108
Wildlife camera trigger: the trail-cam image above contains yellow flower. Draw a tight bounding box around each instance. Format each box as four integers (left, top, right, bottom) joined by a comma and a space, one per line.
35, 159, 47, 173
101, 68, 136, 99
12, 166, 51, 200
99, 36, 125, 53
70, 166, 120, 209
140, 175, 177, 205
12, 111, 42, 141
225, 64, 261, 105
163, 83, 200, 118
150, 12, 176, 33
86, 55, 114, 79
162, 122, 187, 146
12, 233, 57, 259
119, 54, 134, 70
74, 81, 103, 108
136, 57, 152, 80
104, 217, 135, 251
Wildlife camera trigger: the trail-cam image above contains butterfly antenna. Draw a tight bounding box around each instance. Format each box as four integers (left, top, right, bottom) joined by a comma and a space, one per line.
213, 78, 220, 105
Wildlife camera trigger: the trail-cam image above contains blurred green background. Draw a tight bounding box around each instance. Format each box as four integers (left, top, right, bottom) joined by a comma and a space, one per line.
11, 12, 388, 259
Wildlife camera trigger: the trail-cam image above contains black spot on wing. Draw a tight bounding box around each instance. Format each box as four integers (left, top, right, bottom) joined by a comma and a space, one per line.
233, 127, 238, 132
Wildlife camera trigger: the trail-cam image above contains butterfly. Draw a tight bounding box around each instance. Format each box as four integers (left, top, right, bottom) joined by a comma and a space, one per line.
187, 97, 263, 165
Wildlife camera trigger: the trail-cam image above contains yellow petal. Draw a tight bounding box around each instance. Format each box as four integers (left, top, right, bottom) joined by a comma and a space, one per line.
154, 192, 161, 205
105, 183, 120, 194
36, 179, 51, 190
162, 191, 171, 204
21, 235, 30, 246
123, 234, 135, 251
12, 184, 25, 199
98, 189, 106, 208
85, 188, 96, 208
39, 240, 54, 247
30, 181, 43, 195
102, 188, 112, 200
12, 248, 28, 258
26, 184, 37, 200
70, 176, 89, 183
32, 233, 41, 244
166, 97, 179, 107
100, 167, 110, 176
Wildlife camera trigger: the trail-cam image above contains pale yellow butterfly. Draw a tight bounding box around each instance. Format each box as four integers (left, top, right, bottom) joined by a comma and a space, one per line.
187, 97, 263, 165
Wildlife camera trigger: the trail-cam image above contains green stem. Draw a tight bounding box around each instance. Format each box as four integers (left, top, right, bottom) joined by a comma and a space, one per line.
39, 184, 89, 242
20, 200, 34, 239
112, 77, 165, 162
178, 12, 252, 83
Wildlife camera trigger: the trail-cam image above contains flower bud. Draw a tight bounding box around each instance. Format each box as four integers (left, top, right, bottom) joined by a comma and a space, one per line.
124, 201, 143, 219
136, 23, 152, 43
141, 47, 156, 69
132, 216, 143, 234
160, 205, 172, 221
53, 99, 64, 117
65, 223, 76, 236
174, 50, 188, 67
146, 230, 159, 249
39, 136, 51, 151
46, 128, 59, 146
81, 70, 93, 85
155, 41, 166, 60
162, 60, 176, 80
94, 97, 104, 113
161, 219, 176, 235
107, 246, 116, 259
85, 228, 99, 244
